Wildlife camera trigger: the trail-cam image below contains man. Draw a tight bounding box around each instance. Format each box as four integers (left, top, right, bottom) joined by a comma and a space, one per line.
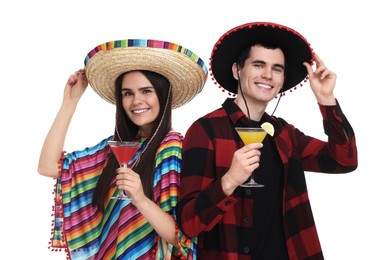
177, 22, 358, 259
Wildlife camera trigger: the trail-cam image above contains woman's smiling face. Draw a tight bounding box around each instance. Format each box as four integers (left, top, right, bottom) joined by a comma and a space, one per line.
121, 71, 160, 136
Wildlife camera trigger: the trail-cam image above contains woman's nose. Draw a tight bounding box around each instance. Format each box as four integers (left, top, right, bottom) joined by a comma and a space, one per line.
132, 93, 143, 104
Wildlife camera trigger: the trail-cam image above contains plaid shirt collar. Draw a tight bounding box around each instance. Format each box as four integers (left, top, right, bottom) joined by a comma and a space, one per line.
222, 98, 276, 129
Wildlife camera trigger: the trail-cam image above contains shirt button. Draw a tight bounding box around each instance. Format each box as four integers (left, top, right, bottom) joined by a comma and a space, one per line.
244, 217, 250, 223
245, 189, 251, 195
244, 247, 250, 254
225, 200, 231, 206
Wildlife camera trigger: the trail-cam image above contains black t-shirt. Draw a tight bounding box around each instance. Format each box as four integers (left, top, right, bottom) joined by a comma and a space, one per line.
250, 131, 289, 259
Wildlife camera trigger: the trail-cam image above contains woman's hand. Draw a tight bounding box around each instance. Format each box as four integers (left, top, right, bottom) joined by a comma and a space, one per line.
63, 69, 88, 104
116, 167, 147, 205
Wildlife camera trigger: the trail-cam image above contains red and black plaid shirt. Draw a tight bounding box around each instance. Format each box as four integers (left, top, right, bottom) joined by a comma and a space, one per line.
177, 98, 358, 260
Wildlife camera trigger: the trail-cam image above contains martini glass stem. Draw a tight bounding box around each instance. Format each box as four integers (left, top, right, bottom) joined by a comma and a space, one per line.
245, 172, 264, 187
116, 163, 130, 200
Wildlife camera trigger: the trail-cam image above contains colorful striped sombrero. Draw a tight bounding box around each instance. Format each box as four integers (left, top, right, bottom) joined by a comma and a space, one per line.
84, 39, 208, 109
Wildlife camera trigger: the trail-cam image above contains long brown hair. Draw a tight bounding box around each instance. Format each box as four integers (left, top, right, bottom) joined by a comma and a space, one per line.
92, 70, 172, 212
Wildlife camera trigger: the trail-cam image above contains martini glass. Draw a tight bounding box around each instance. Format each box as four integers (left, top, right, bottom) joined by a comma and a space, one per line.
108, 140, 141, 200
235, 127, 268, 188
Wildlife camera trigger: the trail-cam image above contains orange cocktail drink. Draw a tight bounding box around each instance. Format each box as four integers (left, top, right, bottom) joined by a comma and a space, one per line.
235, 128, 267, 145
234, 125, 273, 188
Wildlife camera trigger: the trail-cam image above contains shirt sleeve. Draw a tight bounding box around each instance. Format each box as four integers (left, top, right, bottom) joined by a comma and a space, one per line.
50, 137, 111, 250
177, 121, 238, 238
297, 99, 358, 173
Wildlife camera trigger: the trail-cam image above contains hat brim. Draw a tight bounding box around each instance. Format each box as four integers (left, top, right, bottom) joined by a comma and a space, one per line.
85, 40, 208, 109
210, 22, 313, 94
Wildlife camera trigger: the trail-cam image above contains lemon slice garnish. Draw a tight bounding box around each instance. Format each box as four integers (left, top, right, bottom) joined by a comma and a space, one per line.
261, 122, 274, 136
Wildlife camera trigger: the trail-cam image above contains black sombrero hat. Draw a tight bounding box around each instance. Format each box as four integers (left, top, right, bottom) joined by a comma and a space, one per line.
210, 22, 313, 95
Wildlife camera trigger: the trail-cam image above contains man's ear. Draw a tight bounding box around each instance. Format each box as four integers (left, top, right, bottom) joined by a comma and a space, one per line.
232, 63, 240, 80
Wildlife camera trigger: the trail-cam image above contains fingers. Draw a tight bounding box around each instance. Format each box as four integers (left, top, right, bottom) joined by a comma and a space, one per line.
237, 143, 262, 158
304, 54, 334, 80
116, 168, 136, 179
227, 149, 260, 188
313, 54, 323, 67
115, 169, 144, 202
116, 169, 140, 187
80, 71, 88, 85
304, 54, 322, 74
67, 70, 81, 86
313, 61, 335, 80
241, 142, 263, 151
318, 68, 333, 80
235, 144, 262, 168
246, 152, 260, 166
67, 73, 78, 86
303, 61, 313, 76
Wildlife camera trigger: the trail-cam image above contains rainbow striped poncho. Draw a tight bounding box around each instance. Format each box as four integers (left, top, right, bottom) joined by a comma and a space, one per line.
49, 132, 196, 259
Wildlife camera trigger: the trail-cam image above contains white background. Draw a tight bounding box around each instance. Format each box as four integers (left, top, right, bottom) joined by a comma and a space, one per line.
1, 0, 388, 259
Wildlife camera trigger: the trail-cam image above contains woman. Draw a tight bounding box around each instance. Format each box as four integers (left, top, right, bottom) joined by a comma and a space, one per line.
38, 39, 208, 259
